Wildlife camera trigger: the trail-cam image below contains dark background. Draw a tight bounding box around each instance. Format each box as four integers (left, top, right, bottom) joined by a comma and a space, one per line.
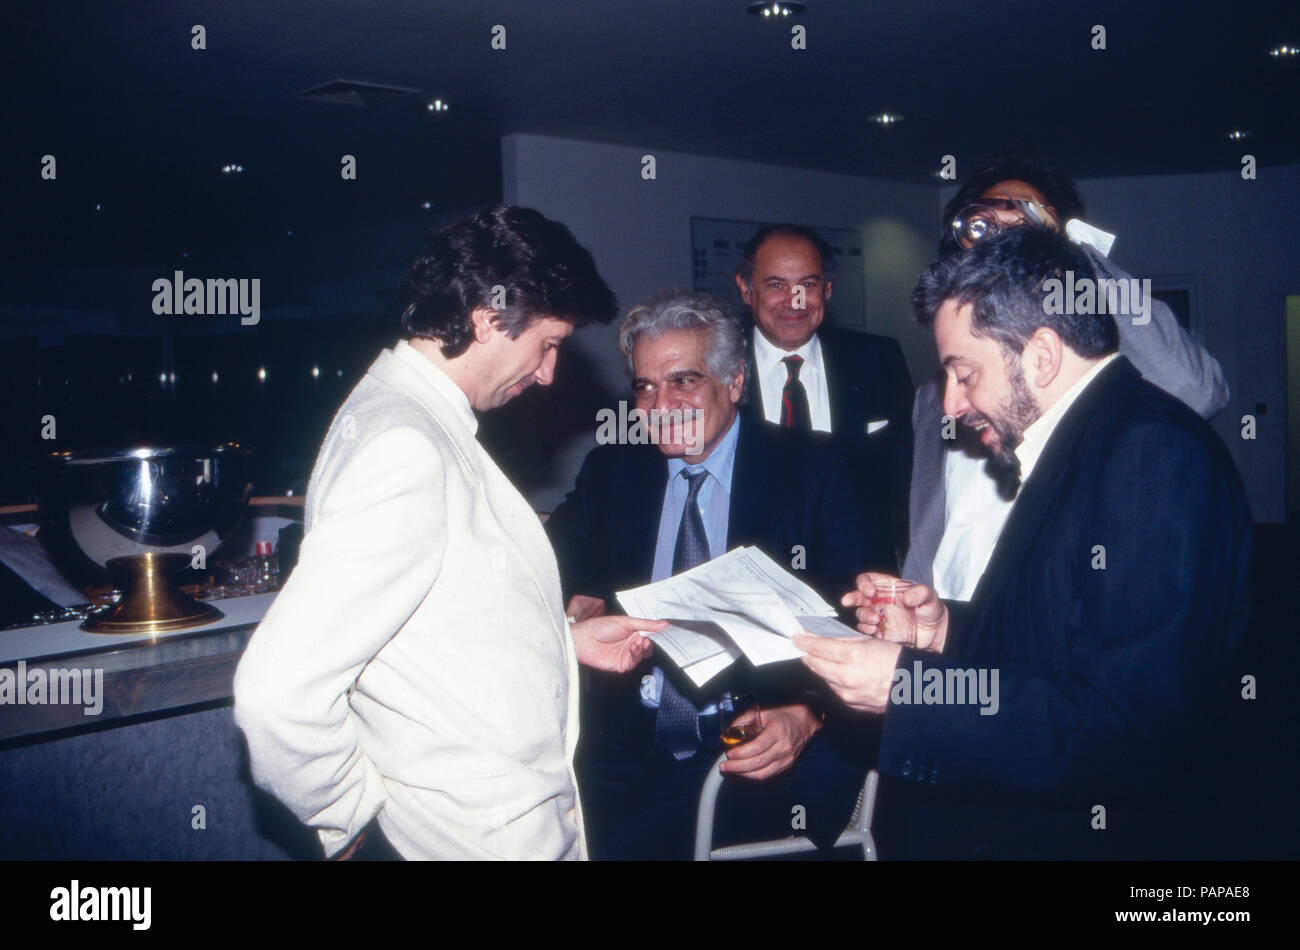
0, 1, 1295, 861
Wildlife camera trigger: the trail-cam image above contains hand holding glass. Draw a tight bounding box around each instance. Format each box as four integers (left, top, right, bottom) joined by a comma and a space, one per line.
719, 692, 763, 747
870, 579, 917, 646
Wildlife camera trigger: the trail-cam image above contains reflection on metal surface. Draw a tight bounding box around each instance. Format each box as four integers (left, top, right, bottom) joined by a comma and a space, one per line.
37, 444, 253, 634
82, 553, 223, 633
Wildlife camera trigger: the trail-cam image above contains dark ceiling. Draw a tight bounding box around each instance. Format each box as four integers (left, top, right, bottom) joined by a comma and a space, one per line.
4, 0, 1298, 278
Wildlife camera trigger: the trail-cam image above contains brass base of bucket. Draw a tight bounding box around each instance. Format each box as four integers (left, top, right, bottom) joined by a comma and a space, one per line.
81, 552, 224, 634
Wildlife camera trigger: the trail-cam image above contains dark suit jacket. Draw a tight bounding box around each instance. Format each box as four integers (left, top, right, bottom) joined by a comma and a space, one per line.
744, 325, 914, 563
876, 357, 1252, 859
546, 413, 892, 856
547, 411, 892, 610
902, 247, 1229, 587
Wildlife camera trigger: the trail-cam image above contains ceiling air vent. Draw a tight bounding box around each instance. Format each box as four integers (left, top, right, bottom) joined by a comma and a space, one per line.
292, 79, 420, 108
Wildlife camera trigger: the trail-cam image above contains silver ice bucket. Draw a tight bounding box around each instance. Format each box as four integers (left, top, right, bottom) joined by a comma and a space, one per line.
37, 444, 253, 633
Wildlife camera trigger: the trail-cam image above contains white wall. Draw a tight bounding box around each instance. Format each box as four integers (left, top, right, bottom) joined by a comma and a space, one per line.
503, 133, 937, 509
506, 134, 1294, 520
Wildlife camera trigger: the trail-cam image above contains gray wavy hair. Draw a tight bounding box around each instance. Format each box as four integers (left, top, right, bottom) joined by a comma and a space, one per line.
617, 290, 747, 386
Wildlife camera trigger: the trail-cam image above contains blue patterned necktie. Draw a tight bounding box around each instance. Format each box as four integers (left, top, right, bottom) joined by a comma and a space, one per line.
655, 469, 710, 760
671, 469, 711, 574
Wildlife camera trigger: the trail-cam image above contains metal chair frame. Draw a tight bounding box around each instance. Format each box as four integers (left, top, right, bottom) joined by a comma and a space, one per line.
693, 755, 879, 860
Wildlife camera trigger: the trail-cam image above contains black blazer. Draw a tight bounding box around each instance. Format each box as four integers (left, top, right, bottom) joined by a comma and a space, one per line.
875, 357, 1253, 859
546, 413, 889, 849
744, 325, 915, 561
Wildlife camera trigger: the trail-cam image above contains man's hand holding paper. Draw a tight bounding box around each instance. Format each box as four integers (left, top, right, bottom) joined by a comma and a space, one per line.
793, 572, 950, 713
571, 614, 666, 673
614, 546, 864, 687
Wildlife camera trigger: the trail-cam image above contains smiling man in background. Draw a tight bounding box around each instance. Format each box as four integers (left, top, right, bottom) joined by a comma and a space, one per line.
735, 224, 914, 562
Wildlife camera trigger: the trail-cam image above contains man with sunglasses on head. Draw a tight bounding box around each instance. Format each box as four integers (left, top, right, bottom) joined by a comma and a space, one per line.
902, 155, 1229, 599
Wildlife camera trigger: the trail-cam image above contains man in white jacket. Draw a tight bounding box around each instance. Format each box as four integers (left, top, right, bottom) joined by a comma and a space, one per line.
234, 206, 665, 860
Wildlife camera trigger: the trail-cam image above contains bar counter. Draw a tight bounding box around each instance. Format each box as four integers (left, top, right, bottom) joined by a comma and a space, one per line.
0, 592, 273, 742
0, 592, 319, 860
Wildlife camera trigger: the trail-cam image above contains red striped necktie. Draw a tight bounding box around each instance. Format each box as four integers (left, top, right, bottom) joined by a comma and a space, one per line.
781, 355, 812, 430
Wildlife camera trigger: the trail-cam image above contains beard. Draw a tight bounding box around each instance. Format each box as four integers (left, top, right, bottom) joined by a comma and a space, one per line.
968, 365, 1041, 475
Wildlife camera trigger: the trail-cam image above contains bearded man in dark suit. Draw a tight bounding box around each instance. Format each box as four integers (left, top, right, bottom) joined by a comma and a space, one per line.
796, 227, 1252, 860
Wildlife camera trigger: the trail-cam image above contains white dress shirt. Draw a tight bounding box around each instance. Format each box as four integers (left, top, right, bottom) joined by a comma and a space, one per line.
1014, 354, 1119, 482
752, 329, 832, 432
932, 448, 1011, 601
931, 353, 1119, 601
235, 340, 586, 860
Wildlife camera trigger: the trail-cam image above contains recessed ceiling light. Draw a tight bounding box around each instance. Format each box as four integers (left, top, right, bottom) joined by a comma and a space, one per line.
1268, 44, 1297, 58
1226, 129, 1251, 141
747, 2, 805, 16
419, 201, 434, 210
426, 98, 452, 113
869, 112, 904, 126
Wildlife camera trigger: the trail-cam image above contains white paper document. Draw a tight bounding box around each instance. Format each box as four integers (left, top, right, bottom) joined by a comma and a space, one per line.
615, 546, 864, 687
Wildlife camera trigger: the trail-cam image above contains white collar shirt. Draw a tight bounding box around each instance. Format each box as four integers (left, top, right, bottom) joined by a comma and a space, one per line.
751, 329, 832, 432
1015, 354, 1119, 482
392, 339, 478, 435
932, 353, 1119, 601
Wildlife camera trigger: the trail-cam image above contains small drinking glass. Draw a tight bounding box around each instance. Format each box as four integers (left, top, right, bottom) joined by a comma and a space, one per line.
718, 692, 763, 748
870, 579, 916, 646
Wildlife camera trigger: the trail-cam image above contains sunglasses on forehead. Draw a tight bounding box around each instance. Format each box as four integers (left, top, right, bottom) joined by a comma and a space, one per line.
950, 194, 1058, 248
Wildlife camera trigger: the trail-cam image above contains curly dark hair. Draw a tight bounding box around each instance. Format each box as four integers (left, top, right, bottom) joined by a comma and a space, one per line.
939, 155, 1086, 257
914, 226, 1119, 359
398, 206, 617, 357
